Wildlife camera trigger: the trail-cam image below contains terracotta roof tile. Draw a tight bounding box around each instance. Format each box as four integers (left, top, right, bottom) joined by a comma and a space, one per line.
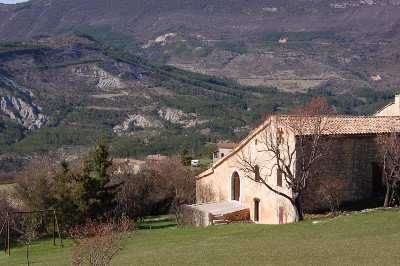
197, 115, 400, 180
145, 154, 167, 161
113, 158, 146, 165
277, 115, 400, 135
217, 143, 239, 149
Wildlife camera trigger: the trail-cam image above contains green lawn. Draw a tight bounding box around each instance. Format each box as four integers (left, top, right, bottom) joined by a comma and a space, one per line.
1, 208, 399, 265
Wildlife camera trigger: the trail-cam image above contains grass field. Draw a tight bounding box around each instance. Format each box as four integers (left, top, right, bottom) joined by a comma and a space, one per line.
1, 208, 399, 265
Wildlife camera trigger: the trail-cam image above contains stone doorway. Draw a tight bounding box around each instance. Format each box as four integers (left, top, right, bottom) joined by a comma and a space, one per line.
231, 172, 240, 201
371, 162, 384, 196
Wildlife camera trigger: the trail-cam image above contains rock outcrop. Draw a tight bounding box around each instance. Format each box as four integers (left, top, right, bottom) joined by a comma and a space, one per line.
0, 76, 47, 130
73, 65, 124, 89
113, 114, 163, 134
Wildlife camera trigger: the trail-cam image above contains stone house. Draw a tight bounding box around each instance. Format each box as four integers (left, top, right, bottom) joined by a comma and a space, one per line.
194, 115, 400, 225
212, 143, 238, 164
145, 154, 167, 167
113, 158, 147, 174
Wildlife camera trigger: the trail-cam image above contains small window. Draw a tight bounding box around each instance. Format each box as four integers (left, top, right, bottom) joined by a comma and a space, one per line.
254, 198, 260, 222
277, 169, 282, 187
221, 153, 225, 158
213, 152, 218, 158
277, 128, 284, 144
254, 165, 260, 182
255, 139, 258, 145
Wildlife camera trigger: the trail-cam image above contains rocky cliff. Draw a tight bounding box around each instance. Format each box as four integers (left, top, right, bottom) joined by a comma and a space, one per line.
0, 76, 47, 130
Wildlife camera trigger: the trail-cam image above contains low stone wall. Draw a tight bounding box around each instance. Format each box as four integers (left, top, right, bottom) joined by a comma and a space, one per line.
180, 204, 250, 226
180, 205, 213, 227
214, 208, 250, 223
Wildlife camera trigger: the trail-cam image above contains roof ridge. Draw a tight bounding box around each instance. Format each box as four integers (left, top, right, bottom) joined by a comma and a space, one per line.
273, 114, 400, 118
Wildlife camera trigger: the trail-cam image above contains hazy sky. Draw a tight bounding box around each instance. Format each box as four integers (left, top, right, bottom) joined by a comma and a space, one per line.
0, 0, 30, 4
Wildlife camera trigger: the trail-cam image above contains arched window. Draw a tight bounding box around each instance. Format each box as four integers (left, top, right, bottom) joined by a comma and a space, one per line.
254, 198, 260, 222
231, 172, 240, 201
254, 165, 260, 182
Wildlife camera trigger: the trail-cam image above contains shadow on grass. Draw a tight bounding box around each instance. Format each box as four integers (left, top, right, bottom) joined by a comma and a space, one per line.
340, 197, 385, 212
304, 196, 386, 220
136, 217, 178, 230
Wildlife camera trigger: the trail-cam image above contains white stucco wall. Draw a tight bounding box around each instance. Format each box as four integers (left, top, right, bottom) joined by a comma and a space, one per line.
375, 95, 400, 116
197, 118, 296, 224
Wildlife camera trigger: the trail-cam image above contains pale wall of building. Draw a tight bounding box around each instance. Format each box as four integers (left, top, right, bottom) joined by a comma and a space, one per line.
197, 122, 296, 224
375, 95, 400, 116
213, 147, 235, 164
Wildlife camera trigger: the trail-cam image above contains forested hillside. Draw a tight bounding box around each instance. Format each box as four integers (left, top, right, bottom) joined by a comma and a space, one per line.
1, 33, 399, 172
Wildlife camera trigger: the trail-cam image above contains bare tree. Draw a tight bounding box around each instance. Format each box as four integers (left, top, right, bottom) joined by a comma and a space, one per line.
237, 97, 334, 221
0, 190, 17, 224
153, 156, 196, 223
11, 215, 41, 266
69, 215, 131, 266
15, 158, 57, 210
316, 179, 348, 216
196, 181, 217, 203
112, 171, 153, 222
376, 132, 400, 207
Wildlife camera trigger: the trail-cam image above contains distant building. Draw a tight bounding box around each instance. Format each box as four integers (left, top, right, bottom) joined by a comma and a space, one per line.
113, 158, 147, 174
212, 143, 239, 164
278, 37, 288, 43
145, 154, 168, 166
375, 94, 400, 116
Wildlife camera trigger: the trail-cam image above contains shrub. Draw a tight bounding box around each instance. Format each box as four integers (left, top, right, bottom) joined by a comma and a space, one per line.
69, 215, 131, 266
316, 179, 348, 216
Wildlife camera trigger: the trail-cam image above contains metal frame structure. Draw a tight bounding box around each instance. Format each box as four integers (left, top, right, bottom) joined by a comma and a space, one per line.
0, 209, 63, 256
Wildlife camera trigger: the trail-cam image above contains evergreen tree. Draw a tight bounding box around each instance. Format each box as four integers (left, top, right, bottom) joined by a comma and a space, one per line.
52, 161, 80, 228
206, 144, 218, 160
91, 136, 118, 215
179, 140, 192, 166
74, 137, 119, 219
73, 156, 93, 219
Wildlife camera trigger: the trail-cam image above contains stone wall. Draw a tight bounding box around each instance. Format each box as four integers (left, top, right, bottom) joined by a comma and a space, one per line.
304, 135, 381, 212
214, 208, 250, 223
179, 205, 213, 227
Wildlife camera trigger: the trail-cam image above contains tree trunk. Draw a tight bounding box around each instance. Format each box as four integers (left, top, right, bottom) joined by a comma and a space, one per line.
390, 190, 395, 206
296, 196, 304, 221
384, 181, 391, 207
26, 244, 29, 266
292, 203, 300, 222
292, 192, 303, 221
395, 190, 400, 204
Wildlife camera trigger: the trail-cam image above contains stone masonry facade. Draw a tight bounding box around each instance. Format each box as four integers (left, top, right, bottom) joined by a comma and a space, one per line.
304, 135, 381, 212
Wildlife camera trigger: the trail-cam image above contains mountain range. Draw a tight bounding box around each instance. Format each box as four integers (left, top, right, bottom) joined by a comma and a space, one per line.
1, 0, 400, 92
1, 0, 400, 171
